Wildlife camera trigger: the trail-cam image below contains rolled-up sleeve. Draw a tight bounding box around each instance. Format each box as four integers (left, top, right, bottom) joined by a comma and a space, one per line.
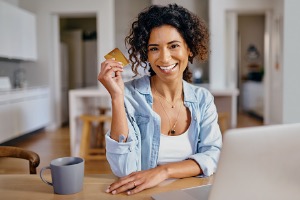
105, 113, 141, 177
188, 93, 222, 177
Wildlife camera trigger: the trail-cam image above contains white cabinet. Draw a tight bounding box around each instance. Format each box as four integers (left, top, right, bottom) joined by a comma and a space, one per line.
0, 88, 50, 143
20, 9, 37, 60
0, 1, 37, 60
0, 103, 14, 142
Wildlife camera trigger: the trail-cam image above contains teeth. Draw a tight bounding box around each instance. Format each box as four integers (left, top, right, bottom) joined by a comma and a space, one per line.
159, 64, 176, 70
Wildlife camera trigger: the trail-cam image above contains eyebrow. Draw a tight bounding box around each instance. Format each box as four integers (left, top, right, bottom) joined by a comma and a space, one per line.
148, 40, 181, 47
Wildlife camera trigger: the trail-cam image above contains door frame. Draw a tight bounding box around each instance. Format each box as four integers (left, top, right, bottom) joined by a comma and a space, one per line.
226, 10, 272, 125
51, 13, 98, 127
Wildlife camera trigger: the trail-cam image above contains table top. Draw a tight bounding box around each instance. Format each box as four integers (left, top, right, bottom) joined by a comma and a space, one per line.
0, 174, 213, 200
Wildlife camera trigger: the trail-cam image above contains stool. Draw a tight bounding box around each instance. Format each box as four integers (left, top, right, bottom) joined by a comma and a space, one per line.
96, 107, 111, 148
79, 114, 112, 161
218, 112, 229, 135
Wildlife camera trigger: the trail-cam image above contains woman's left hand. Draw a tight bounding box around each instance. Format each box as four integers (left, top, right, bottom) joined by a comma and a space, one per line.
106, 166, 168, 195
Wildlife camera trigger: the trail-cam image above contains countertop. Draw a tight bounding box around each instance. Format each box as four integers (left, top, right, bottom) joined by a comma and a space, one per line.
0, 85, 49, 95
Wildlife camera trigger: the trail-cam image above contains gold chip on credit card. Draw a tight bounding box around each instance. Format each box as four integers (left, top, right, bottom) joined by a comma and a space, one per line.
104, 48, 129, 67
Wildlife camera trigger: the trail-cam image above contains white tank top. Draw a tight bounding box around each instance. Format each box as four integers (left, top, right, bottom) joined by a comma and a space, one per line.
157, 129, 193, 165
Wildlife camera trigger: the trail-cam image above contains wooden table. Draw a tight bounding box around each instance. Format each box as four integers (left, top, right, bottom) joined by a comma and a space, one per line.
0, 174, 213, 200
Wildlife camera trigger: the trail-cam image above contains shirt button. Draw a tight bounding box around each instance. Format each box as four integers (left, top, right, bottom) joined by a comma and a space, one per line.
194, 116, 197, 121
129, 146, 133, 152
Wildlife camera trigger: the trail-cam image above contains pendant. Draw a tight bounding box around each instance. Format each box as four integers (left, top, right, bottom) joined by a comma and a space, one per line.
170, 129, 176, 135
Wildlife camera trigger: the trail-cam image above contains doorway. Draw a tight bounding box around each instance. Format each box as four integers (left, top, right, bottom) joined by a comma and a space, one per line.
226, 11, 271, 125
237, 14, 265, 122
58, 15, 98, 125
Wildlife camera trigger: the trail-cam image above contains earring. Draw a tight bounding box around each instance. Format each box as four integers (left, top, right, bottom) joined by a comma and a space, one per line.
188, 53, 194, 64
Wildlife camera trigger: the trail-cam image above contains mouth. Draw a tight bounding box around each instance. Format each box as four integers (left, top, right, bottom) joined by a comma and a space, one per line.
158, 63, 178, 72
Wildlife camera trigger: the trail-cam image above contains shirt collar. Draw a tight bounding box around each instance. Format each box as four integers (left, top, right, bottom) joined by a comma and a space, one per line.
134, 75, 197, 103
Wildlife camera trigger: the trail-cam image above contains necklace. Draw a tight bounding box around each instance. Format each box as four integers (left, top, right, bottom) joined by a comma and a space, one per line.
153, 84, 181, 108
156, 92, 183, 135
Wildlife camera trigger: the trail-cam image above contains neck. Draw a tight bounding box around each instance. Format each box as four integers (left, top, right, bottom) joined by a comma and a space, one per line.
151, 76, 183, 102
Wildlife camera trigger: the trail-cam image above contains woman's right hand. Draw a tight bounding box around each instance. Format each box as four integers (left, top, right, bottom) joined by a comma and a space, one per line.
98, 58, 125, 99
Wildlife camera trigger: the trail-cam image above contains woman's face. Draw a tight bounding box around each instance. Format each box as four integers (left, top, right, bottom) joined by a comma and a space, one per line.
147, 25, 191, 82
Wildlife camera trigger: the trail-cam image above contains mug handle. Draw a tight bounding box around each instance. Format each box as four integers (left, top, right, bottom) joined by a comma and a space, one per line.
39, 166, 53, 186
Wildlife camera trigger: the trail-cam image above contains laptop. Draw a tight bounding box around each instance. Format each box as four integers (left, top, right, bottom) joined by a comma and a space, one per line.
152, 123, 300, 200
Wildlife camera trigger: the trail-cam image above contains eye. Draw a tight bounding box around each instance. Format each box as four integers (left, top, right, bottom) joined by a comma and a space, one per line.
149, 47, 158, 51
170, 44, 180, 49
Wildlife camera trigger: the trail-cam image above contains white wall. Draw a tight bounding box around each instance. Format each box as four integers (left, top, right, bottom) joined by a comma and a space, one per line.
19, 0, 115, 129
1, 0, 18, 6
282, 0, 300, 123
269, 0, 284, 124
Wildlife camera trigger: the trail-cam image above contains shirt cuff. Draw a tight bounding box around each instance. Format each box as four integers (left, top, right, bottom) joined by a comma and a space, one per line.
105, 134, 136, 154
188, 154, 217, 177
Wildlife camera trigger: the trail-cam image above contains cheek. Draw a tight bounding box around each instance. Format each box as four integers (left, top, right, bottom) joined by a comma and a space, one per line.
147, 53, 158, 64
178, 52, 189, 63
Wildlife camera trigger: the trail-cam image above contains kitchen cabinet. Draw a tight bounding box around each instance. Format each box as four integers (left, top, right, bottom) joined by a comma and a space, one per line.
0, 1, 37, 60
0, 103, 14, 142
0, 87, 50, 144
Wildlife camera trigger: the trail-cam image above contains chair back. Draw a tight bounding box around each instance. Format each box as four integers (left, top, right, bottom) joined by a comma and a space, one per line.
0, 146, 40, 174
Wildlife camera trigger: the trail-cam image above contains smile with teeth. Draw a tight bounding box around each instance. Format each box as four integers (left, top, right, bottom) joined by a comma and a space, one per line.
159, 63, 177, 71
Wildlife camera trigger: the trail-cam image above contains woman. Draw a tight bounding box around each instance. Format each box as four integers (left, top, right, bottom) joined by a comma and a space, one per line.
98, 4, 222, 195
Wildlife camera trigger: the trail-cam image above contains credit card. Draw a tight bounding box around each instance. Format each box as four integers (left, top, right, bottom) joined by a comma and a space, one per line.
104, 48, 129, 67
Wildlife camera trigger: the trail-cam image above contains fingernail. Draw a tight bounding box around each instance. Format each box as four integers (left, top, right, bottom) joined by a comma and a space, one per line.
105, 189, 110, 193
112, 58, 116, 60
127, 191, 131, 195
112, 190, 116, 195
118, 62, 123, 65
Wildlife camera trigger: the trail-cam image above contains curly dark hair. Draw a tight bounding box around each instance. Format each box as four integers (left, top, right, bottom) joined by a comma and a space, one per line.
125, 4, 209, 82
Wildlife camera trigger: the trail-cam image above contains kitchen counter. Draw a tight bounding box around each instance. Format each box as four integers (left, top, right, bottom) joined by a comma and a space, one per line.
0, 86, 50, 143
0, 85, 48, 94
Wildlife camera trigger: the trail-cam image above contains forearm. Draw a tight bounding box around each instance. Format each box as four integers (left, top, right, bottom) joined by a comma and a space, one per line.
159, 159, 202, 179
110, 96, 129, 141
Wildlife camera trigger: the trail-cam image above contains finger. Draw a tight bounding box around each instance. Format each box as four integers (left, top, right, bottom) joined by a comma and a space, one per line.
101, 62, 123, 72
99, 64, 123, 79
109, 181, 136, 195
127, 184, 145, 195
101, 58, 123, 69
106, 171, 139, 194
107, 177, 134, 193
114, 70, 122, 78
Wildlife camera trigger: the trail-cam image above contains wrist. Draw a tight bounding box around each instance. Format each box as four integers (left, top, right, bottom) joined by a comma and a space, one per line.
111, 95, 124, 105
158, 165, 170, 179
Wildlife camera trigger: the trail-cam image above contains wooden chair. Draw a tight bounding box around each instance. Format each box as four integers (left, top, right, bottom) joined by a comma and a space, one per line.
218, 112, 229, 135
79, 114, 112, 161
0, 146, 40, 174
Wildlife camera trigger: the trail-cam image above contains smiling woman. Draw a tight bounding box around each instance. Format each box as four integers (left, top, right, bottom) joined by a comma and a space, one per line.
97, 4, 221, 195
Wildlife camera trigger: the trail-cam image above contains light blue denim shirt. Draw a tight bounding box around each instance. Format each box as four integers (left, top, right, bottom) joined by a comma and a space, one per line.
105, 75, 222, 177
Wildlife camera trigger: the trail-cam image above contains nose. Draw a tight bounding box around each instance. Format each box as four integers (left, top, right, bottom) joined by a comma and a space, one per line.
159, 48, 171, 63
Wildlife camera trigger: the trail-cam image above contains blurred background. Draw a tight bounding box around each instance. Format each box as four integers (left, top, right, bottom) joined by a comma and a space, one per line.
1, 0, 299, 174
